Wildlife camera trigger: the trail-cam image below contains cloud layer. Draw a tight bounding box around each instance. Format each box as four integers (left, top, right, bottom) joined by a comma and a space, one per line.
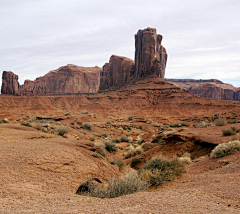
1, 0, 240, 88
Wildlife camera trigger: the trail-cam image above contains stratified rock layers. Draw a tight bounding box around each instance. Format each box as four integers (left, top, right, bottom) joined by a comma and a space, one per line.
1, 71, 20, 95
135, 28, 167, 78
99, 55, 135, 91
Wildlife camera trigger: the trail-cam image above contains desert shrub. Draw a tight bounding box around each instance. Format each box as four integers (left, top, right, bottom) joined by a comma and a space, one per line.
76, 121, 83, 125
78, 171, 149, 198
181, 122, 189, 127
55, 125, 70, 136
170, 123, 180, 128
130, 157, 141, 168
106, 120, 112, 126
95, 146, 106, 157
70, 122, 75, 125
91, 152, 103, 159
222, 129, 236, 136
21, 121, 32, 127
137, 139, 144, 145
65, 112, 71, 116
128, 116, 133, 121
0, 118, 9, 123
178, 153, 191, 164
119, 135, 131, 143
215, 117, 227, 126
103, 141, 118, 153
89, 137, 95, 142
81, 110, 88, 114
83, 122, 92, 131
124, 145, 143, 159
138, 125, 142, 130
102, 133, 107, 138
112, 138, 120, 144
139, 155, 185, 186
108, 157, 124, 170
210, 140, 240, 159
32, 123, 42, 130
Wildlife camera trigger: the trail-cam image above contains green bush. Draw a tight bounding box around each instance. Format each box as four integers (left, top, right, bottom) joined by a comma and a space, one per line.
108, 157, 124, 170
77, 171, 149, 198
139, 155, 185, 186
210, 140, 240, 159
128, 116, 133, 121
77, 121, 83, 125
103, 141, 118, 153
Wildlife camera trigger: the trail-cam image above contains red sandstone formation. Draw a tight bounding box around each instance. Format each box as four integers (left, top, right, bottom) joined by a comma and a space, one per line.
1, 65, 101, 96
99, 55, 135, 91
166, 79, 240, 101
1, 71, 19, 95
135, 28, 167, 78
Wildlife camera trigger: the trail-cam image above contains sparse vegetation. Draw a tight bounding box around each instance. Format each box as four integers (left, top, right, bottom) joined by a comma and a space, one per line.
89, 137, 95, 141
119, 135, 131, 143
55, 125, 70, 136
210, 140, 240, 159
222, 129, 236, 136
77, 171, 149, 198
108, 157, 124, 170
139, 155, 185, 186
70, 122, 75, 125
76, 121, 82, 125
81, 110, 88, 114
124, 145, 143, 159
95, 146, 106, 157
128, 116, 133, 121
215, 117, 227, 126
130, 157, 141, 168
83, 122, 92, 131
0, 118, 9, 123
103, 141, 118, 153
178, 153, 191, 164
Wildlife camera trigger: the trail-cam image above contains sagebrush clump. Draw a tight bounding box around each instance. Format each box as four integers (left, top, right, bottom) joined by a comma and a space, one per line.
103, 141, 118, 153
210, 140, 240, 159
55, 125, 70, 136
139, 155, 185, 186
124, 145, 143, 159
108, 157, 124, 170
215, 117, 227, 126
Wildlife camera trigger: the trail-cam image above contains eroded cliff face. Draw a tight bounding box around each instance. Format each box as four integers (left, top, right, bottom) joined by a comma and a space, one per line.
1, 71, 20, 95
1, 65, 101, 96
99, 55, 135, 91
135, 28, 167, 78
166, 79, 240, 101
19, 65, 101, 96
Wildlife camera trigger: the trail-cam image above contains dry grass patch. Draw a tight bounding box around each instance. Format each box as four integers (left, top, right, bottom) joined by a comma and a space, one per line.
215, 117, 227, 126
210, 140, 240, 159
55, 125, 70, 136
108, 157, 124, 170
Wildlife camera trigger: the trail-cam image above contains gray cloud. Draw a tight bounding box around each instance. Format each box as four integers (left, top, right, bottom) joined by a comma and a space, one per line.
0, 0, 240, 89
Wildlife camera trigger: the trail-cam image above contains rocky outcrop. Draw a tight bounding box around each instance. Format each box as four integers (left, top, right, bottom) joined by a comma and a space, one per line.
99, 28, 167, 91
19, 65, 101, 96
99, 55, 135, 91
135, 28, 167, 78
1, 71, 20, 95
166, 79, 240, 101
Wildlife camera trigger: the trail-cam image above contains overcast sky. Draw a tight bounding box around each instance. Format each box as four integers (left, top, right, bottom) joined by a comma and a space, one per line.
1, 0, 240, 89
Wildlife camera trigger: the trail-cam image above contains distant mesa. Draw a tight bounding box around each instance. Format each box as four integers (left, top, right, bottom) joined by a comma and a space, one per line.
166, 79, 240, 101
1, 65, 101, 96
